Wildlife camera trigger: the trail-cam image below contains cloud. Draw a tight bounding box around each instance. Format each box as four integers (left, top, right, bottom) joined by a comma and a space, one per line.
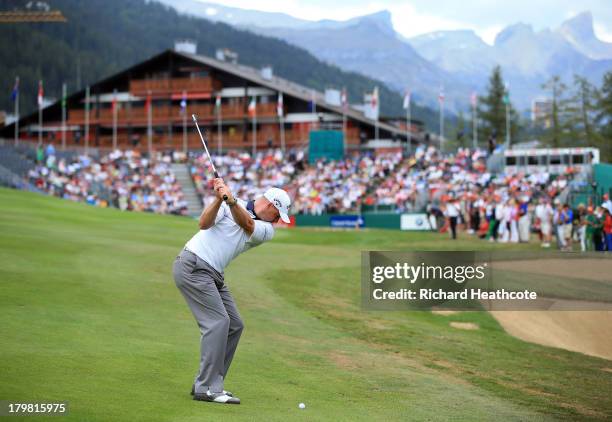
594, 22, 612, 42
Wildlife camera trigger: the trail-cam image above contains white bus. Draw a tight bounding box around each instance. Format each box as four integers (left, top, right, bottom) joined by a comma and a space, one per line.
504, 147, 600, 175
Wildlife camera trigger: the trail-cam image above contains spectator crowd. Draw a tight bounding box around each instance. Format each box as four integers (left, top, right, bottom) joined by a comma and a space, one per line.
15, 142, 612, 252
27, 144, 189, 215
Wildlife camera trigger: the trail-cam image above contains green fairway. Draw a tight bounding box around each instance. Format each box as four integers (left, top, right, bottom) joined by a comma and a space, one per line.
0, 187, 610, 421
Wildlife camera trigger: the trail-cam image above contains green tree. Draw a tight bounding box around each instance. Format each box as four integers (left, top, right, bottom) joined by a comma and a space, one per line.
567, 75, 599, 146
594, 71, 612, 162
478, 66, 519, 146
540, 75, 571, 147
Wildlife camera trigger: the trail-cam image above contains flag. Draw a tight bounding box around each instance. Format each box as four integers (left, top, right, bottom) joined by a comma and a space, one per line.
111, 91, 117, 113
370, 86, 379, 120
402, 90, 411, 110
470, 91, 477, 107
438, 86, 445, 104
503, 83, 510, 104
371, 86, 378, 109
180, 91, 187, 115
61, 83, 67, 108
37, 80, 44, 108
276, 92, 283, 117
215, 93, 221, 110
248, 96, 256, 117
11, 77, 19, 102
309, 90, 316, 113
341, 87, 348, 110
145, 92, 152, 111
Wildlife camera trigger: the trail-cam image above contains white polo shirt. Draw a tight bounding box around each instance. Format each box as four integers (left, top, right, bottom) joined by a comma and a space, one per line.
185, 199, 274, 273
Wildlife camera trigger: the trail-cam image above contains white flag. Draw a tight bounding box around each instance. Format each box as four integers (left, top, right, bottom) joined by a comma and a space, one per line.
403, 90, 411, 110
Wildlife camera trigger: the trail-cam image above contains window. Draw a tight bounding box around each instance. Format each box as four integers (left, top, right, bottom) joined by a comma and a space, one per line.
506, 156, 517, 165
550, 155, 561, 165
572, 154, 584, 164
528, 156, 538, 165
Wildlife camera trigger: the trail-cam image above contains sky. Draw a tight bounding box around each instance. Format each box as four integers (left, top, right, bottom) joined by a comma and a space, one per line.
196, 0, 612, 45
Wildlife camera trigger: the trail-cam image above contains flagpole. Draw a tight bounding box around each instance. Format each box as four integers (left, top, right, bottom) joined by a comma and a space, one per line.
217, 96, 222, 155
252, 100, 257, 156
61, 83, 67, 150
181, 90, 187, 154
374, 87, 379, 140
472, 98, 477, 150
280, 114, 285, 153
14, 76, 19, 147
278, 92, 285, 153
439, 89, 444, 153
407, 98, 411, 155
112, 88, 118, 150
341, 88, 347, 155
311, 90, 316, 130
38, 81, 43, 145
504, 83, 510, 148
147, 89, 152, 156
85, 86, 90, 154
505, 102, 510, 148
182, 111, 187, 154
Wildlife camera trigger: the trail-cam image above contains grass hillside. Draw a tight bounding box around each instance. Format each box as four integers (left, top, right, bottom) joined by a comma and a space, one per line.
0, 187, 610, 421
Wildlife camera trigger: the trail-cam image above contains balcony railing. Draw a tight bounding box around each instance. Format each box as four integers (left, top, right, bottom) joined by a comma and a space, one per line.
67, 103, 280, 125
129, 77, 218, 95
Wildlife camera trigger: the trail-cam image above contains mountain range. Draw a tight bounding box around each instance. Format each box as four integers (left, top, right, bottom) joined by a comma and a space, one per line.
0, 0, 440, 129
159, 1, 612, 113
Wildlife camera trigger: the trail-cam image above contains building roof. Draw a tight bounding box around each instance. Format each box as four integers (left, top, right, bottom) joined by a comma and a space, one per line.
176, 50, 413, 139
3, 49, 420, 141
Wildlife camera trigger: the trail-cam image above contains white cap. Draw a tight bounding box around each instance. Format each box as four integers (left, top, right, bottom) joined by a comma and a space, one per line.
263, 187, 291, 223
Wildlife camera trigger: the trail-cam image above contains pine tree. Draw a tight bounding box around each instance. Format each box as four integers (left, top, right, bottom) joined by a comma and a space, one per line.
478, 66, 519, 146
567, 75, 599, 146
595, 71, 612, 162
541, 75, 571, 147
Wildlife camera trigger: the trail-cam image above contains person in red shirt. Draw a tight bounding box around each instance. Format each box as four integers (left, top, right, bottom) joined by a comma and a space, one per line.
603, 208, 612, 252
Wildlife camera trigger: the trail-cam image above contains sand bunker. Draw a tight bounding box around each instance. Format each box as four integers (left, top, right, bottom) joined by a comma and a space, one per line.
491, 258, 611, 282
449, 322, 479, 330
491, 309, 612, 361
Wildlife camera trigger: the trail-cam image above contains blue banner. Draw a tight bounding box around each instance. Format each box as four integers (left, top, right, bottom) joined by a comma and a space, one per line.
330, 215, 364, 228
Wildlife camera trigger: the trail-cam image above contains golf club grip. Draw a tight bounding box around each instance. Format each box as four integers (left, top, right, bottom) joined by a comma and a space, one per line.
212, 171, 228, 201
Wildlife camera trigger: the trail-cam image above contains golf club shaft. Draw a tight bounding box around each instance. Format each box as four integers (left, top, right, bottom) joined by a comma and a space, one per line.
192, 114, 228, 201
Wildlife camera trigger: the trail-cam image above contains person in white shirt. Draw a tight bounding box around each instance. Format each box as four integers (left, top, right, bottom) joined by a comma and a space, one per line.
535, 198, 553, 247
444, 199, 460, 239
602, 193, 612, 214
173, 178, 291, 405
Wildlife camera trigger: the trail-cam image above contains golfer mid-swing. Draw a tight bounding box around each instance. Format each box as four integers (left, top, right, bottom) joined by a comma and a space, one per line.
173, 178, 291, 405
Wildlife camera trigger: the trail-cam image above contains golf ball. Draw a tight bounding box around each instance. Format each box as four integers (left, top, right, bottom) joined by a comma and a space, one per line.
299, 403, 306, 409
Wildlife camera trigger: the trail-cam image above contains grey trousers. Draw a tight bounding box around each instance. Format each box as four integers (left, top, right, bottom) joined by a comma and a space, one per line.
173, 249, 244, 394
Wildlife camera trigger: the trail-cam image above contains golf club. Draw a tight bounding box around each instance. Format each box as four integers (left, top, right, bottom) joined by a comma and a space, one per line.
192, 114, 228, 201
